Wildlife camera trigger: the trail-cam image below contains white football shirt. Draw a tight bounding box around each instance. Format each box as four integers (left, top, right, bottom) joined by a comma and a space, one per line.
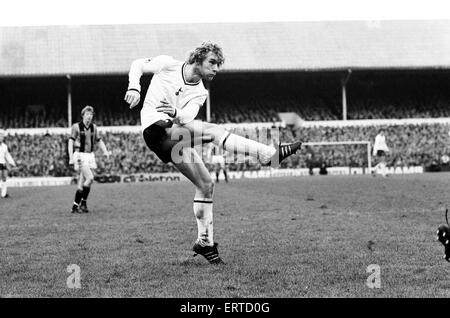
128, 55, 208, 131
0, 143, 15, 165
373, 133, 389, 155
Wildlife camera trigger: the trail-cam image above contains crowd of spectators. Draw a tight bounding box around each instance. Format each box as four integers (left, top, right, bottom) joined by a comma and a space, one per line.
346, 96, 450, 120
4, 123, 450, 177
7, 133, 69, 177
2, 94, 450, 127
0, 105, 140, 128
0, 108, 67, 128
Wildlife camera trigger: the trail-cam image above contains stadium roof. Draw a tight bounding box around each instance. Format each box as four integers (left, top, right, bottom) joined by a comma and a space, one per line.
1, 20, 450, 76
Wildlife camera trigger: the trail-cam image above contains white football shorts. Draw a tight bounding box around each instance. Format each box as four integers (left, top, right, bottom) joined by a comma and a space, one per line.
73, 152, 97, 171
211, 155, 225, 166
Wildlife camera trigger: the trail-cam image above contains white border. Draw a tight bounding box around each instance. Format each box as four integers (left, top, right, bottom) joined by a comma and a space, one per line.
1, 0, 450, 27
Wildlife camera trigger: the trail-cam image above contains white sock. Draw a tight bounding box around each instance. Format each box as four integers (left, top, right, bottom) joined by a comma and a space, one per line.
193, 198, 214, 246
380, 163, 387, 176
219, 132, 276, 165
1, 181, 6, 197
373, 163, 381, 174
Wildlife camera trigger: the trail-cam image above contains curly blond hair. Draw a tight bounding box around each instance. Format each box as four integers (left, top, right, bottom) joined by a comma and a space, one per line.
187, 41, 225, 66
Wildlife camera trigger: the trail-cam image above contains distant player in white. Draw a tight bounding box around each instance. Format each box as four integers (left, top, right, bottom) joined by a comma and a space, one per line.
124, 42, 302, 264
211, 147, 228, 183
372, 128, 390, 177
0, 130, 17, 198
68, 106, 111, 213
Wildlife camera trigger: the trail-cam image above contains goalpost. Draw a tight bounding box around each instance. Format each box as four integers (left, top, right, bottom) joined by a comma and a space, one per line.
302, 141, 372, 172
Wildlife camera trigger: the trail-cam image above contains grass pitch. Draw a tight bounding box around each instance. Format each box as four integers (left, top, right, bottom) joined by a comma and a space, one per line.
1, 173, 450, 298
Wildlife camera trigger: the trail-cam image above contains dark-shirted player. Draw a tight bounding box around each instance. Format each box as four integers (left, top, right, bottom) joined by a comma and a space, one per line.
68, 106, 111, 213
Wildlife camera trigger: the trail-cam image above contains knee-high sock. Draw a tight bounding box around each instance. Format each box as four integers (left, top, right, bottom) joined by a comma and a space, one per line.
0, 181, 6, 197
193, 198, 214, 246
73, 189, 83, 205
219, 132, 276, 165
81, 186, 91, 202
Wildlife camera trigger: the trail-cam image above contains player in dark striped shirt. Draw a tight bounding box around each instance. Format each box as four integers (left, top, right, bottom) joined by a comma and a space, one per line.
68, 106, 111, 213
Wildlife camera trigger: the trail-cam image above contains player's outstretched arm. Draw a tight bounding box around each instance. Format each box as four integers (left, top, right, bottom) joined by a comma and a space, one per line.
68, 124, 79, 165
125, 55, 177, 109
125, 58, 151, 109
68, 139, 75, 165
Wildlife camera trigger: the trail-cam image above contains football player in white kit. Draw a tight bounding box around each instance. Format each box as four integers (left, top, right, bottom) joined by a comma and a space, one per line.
211, 147, 228, 183
0, 130, 17, 198
68, 106, 111, 213
372, 128, 390, 177
124, 42, 302, 264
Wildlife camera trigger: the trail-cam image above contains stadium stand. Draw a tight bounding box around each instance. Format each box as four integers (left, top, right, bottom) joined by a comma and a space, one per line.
2, 70, 450, 127
2, 21, 450, 177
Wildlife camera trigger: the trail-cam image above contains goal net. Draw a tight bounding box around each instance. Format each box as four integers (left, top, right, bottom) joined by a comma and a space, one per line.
301, 141, 373, 174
